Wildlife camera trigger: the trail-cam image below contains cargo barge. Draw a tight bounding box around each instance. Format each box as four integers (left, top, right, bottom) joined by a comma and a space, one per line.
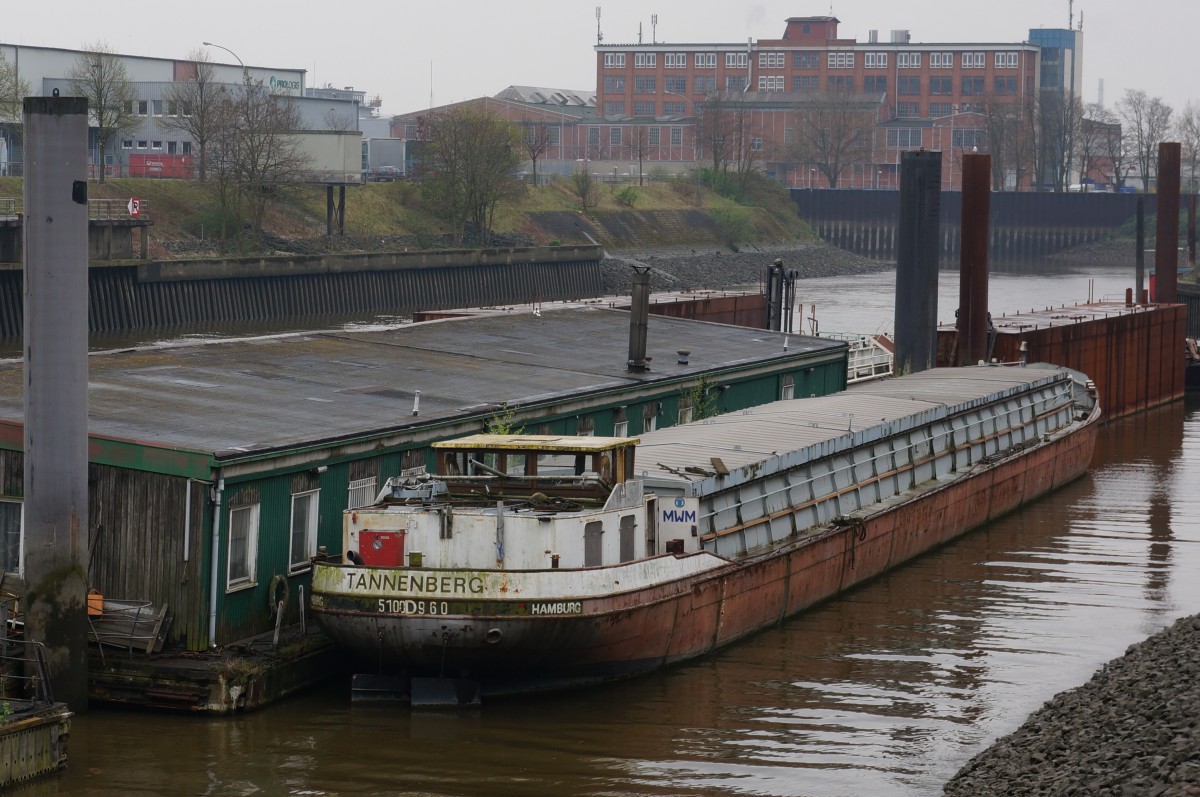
309, 365, 1100, 700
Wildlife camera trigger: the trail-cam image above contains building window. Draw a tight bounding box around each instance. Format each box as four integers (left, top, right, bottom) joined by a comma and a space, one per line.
121, 139, 134, 149
994, 76, 1018, 95
648, 127, 661, 146
961, 76, 985, 95
952, 129, 986, 149
726, 76, 748, 92
227, 503, 260, 590
780, 374, 794, 401
347, 477, 377, 510
670, 127, 682, 146
0, 499, 21, 575
604, 101, 625, 115
793, 75, 820, 92
665, 53, 684, 68
930, 76, 953, 95
695, 52, 716, 68
896, 102, 922, 118
784, 127, 796, 144
758, 52, 785, 68
758, 75, 785, 91
613, 407, 629, 438
897, 52, 921, 69
677, 395, 693, 425
663, 101, 686, 115
929, 103, 955, 117
609, 127, 622, 146
151, 99, 163, 116
863, 76, 887, 93
289, 490, 319, 573
827, 51, 855, 69
182, 142, 192, 155
827, 76, 854, 91
694, 76, 716, 93
725, 52, 748, 68
634, 76, 657, 94
137, 140, 148, 149
962, 52, 984, 68
633, 101, 656, 116
898, 76, 921, 95
136, 100, 148, 115
750, 136, 763, 152
995, 51, 1018, 68
604, 53, 626, 68
634, 52, 657, 68
604, 76, 625, 93
665, 76, 686, 94
864, 52, 888, 68
547, 127, 560, 145
151, 140, 163, 150
930, 52, 953, 69
793, 52, 820, 69
887, 128, 923, 148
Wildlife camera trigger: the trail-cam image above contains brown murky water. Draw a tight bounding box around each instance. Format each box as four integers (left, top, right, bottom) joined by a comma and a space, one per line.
21, 395, 1200, 797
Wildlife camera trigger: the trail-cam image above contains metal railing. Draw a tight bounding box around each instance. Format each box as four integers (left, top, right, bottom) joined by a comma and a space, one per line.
0, 197, 150, 221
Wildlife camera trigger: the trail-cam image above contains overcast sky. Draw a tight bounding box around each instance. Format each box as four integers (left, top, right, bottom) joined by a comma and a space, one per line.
7, 0, 1194, 118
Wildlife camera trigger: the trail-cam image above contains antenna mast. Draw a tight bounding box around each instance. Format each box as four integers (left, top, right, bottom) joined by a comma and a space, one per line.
595, 7, 603, 44
1068, 0, 1074, 29
652, 14, 658, 44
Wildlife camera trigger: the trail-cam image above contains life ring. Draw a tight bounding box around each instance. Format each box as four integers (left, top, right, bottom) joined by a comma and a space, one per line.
268, 574, 288, 616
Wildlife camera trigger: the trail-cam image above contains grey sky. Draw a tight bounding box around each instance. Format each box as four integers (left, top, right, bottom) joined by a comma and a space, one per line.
6, 0, 1194, 118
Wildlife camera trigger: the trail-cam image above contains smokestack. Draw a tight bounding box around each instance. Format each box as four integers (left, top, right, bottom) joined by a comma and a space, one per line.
627, 267, 651, 371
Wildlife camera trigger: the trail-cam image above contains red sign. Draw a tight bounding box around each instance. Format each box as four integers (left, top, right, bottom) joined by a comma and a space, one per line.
127, 197, 141, 217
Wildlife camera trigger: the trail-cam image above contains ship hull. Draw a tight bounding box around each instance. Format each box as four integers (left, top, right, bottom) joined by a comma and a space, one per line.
311, 401, 1100, 696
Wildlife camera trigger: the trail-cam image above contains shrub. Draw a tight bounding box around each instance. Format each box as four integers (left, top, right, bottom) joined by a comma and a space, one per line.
615, 186, 639, 207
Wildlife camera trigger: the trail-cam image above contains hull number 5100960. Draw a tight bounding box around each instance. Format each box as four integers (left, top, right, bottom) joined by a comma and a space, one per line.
378, 599, 450, 615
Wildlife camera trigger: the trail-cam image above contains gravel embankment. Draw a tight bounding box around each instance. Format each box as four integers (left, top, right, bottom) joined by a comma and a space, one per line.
943, 612, 1200, 796
598, 242, 891, 294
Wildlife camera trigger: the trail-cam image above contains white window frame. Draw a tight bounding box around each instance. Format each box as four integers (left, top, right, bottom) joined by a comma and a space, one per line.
963, 52, 984, 68
865, 52, 888, 68
121, 140, 134, 150
604, 53, 626, 68
613, 420, 629, 438
226, 503, 260, 591
996, 51, 1018, 68
347, 476, 377, 510
289, 490, 319, 573
781, 375, 795, 401
1, 498, 23, 577
827, 51, 854, 69
670, 127, 682, 146
898, 52, 921, 69
634, 52, 656, 68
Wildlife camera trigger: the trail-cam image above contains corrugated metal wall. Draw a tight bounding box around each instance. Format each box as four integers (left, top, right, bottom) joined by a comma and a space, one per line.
0, 257, 604, 338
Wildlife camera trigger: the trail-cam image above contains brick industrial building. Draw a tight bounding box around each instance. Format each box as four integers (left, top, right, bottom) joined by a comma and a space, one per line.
396, 15, 1085, 191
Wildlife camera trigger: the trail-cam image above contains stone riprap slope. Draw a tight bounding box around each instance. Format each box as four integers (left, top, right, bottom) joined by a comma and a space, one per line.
944, 613, 1200, 797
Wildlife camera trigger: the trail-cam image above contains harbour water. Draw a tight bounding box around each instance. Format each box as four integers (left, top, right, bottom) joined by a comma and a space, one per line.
23, 259, 1200, 797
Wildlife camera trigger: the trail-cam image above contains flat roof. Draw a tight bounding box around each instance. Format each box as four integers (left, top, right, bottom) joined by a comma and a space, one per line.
0, 306, 843, 459
434, 434, 637, 452
939, 300, 1169, 334
637, 365, 1068, 493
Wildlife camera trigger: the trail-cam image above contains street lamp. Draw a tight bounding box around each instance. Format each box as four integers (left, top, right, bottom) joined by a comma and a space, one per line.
203, 41, 249, 86
809, 168, 816, 189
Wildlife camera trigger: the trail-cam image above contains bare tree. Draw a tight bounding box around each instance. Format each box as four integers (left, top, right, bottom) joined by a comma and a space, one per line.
419, 106, 522, 246
1035, 90, 1084, 191
696, 92, 736, 173
1091, 104, 1133, 191
68, 42, 138, 183
208, 80, 310, 247
791, 87, 876, 189
980, 95, 1036, 190
625, 125, 651, 185
1176, 100, 1200, 194
160, 49, 223, 180
1118, 89, 1174, 192
522, 123, 552, 185
321, 108, 357, 132
0, 50, 31, 126
1078, 103, 1118, 190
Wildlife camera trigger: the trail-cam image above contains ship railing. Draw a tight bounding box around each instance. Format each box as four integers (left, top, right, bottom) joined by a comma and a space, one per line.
0, 640, 56, 711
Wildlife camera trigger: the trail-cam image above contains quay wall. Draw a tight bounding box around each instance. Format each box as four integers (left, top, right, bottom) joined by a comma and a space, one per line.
0, 246, 605, 338
792, 190, 1146, 264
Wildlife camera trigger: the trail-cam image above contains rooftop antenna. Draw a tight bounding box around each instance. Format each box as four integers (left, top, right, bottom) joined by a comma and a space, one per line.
1068, 0, 1074, 29
429, 60, 434, 109
638, 21, 643, 44
1079, 9, 1084, 29
595, 6, 603, 44
651, 13, 658, 44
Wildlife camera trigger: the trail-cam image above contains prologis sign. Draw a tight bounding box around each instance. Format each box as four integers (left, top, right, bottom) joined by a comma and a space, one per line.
268, 75, 302, 94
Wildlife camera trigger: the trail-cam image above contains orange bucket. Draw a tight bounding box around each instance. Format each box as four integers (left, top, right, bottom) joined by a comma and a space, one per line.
87, 589, 104, 617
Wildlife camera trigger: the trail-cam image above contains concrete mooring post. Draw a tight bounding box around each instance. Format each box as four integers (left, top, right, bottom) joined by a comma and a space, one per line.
22, 96, 91, 712
894, 150, 942, 375
957, 152, 992, 366
1154, 142, 1181, 304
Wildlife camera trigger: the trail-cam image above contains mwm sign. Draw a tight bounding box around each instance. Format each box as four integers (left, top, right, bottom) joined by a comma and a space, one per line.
660, 496, 699, 535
